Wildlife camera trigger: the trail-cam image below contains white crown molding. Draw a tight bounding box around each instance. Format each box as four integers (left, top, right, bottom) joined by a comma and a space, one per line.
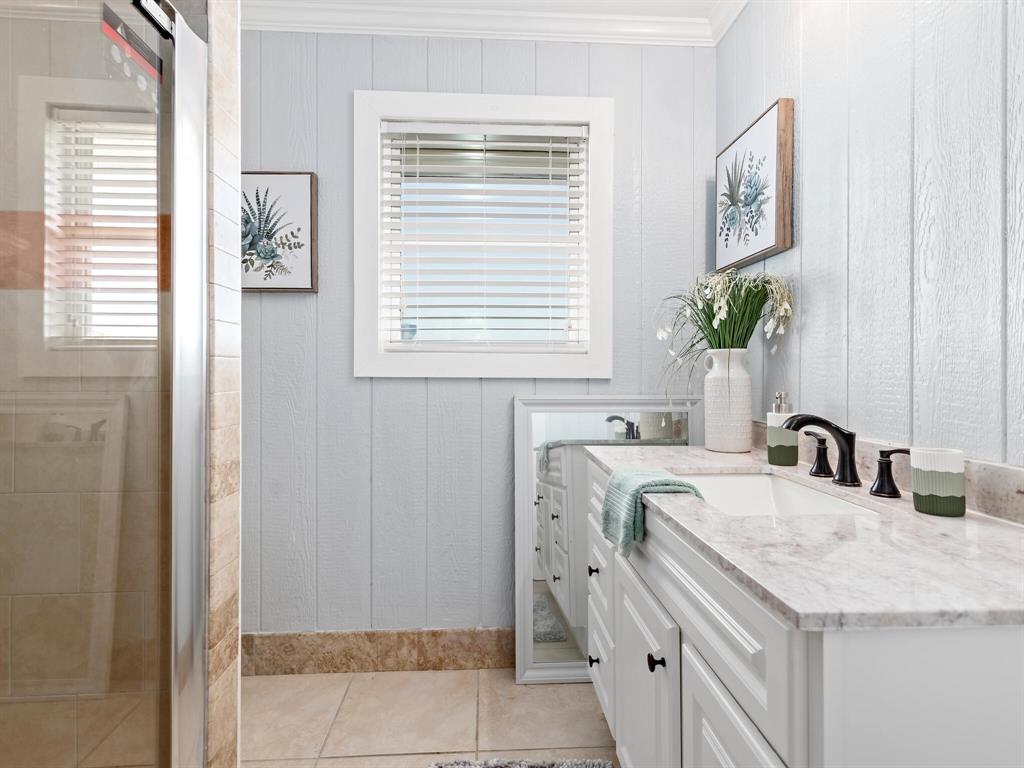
707, 0, 749, 43
241, 0, 727, 47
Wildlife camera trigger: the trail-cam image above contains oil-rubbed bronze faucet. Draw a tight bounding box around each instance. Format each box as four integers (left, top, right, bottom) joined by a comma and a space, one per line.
606, 414, 639, 440
781, 414, 861, 486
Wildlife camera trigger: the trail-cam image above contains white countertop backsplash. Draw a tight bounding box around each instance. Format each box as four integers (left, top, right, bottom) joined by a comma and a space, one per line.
585, 445, 1024, 631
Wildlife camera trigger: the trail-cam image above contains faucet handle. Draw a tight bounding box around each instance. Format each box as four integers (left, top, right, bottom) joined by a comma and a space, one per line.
804, 431, 834, 478
870, 448, 910, 498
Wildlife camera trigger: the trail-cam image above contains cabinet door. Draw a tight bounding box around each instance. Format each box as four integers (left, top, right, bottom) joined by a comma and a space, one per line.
681, 642, 784, 768
614, 554, 681, 768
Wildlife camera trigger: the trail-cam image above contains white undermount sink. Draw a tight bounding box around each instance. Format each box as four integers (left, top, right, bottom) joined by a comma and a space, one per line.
671, 472, 875, 518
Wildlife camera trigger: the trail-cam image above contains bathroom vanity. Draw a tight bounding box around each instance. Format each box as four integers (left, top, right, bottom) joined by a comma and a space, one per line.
582, 445, 1024, 768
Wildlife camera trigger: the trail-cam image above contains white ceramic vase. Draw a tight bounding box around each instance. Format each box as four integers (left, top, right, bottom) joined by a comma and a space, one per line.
703, 348, 752, 453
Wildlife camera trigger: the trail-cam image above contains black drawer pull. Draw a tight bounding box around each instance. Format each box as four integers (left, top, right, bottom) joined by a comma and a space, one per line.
588, 655, 600, 667
534, 546, 541, 553
587, 565, 599, 576
551, 512, 559, 520
647, 653, 666, 672
552, 574, 561, 582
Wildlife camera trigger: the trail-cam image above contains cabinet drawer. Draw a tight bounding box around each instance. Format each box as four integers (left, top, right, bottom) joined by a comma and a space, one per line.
633, 514, 806, 767
549, 541, 570, 611
586, 514, 615, 627
549, 485, 568, 547
587, 596, 615, 736
682, 642, 784, 768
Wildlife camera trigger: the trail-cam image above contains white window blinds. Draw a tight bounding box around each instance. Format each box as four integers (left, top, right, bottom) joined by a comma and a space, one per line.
380, 121, 589, 352
44, 109, 159, 348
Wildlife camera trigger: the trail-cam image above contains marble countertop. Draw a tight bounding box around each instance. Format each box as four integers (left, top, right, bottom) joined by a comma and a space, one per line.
584, 445, 1024, 631
536, 438, 688, 451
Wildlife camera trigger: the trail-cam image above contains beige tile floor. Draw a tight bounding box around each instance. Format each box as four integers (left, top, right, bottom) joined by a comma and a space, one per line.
241, 668, 616, 768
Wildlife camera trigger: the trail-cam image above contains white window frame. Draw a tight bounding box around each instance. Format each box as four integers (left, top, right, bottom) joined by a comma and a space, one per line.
353, 90, 614, 379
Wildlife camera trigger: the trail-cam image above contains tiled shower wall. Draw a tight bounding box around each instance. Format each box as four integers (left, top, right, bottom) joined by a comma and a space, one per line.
206, 1, 242, 767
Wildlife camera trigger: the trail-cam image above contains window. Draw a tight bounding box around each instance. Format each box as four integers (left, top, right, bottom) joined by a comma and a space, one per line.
354, 91, 612, 378
44, 109, 159, 349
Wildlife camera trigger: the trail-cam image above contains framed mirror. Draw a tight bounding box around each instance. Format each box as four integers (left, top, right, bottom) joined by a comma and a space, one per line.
513, 395, 702, 683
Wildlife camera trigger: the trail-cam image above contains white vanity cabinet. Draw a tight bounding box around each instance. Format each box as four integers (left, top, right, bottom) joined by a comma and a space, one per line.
536, 445, 595, 650
614, 552, 682, 768
583, 450, 1024, 768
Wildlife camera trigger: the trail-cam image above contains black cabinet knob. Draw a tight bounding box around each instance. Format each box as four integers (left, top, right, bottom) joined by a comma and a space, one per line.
588, 655, 600, 667
587, 565, 599, 576
551, 512, 559, 520
552, 574, 561, 582
647, 653, 666, 672
534, 546, 541, 553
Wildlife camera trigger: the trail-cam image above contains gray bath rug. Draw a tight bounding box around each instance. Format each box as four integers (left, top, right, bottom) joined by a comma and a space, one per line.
430, 760, 611, 768
533, 592, 568, 643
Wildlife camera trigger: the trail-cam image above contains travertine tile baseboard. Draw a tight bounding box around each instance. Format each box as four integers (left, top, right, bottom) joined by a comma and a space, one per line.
753, 420, 1024, 525
241, 628, 515, 676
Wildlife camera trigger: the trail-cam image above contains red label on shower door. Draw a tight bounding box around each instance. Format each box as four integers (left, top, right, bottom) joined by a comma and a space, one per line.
102, 3, 163, 82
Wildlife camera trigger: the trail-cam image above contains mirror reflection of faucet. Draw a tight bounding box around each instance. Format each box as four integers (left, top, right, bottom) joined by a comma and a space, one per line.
605, 414, 641, 440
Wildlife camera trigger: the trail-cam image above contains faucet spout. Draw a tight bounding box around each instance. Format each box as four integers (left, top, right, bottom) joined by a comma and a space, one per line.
780, 414, 861, 487
606, 414, 638, 440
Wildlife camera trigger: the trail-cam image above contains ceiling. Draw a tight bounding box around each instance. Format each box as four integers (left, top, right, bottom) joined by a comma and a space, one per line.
241, 0, 748, 47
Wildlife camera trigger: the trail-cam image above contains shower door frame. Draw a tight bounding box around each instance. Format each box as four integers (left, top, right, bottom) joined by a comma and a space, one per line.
164, 5, 209, 768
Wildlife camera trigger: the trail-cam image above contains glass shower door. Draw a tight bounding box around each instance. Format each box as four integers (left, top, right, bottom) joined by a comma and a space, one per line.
0, 2, 206, 766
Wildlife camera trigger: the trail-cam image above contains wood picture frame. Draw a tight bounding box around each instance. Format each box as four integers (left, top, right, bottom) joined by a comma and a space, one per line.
241, 171, 318, 292
714, 98, 794, 271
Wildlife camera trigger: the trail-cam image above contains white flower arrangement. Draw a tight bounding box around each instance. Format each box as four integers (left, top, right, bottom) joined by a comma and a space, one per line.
660, 269, 794, 384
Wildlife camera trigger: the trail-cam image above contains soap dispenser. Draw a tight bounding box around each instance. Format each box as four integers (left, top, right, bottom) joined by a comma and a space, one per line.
767, 391, 798, 466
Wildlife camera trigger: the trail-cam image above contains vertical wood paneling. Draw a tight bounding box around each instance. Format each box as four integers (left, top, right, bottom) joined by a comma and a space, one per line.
373, 35, 429, 91
693, 48, 717, 277
761, 0, 802, 414
732, 3, 767, 417
370, 36, 430, 629
732, 1, 766, 122
534, 42, 592, 394
1007, 1, 1024, 465
690, 46, 717, 443
258, 32, 318, 630
913, 0, 1004, 461
642, 46, 695, 396
479, 40, 539, 629
315, 33, 373, 630
239, 30, 735, 634
798, 0, 848, 424
715, 25, 737, 151
482, 39, 535, 95
589, 44, 643, 394
847, 1, 913, 444
425, 38, 483, 628
535, 42, 589, 97
239, 30, 262, 632
428, 37, 482, 93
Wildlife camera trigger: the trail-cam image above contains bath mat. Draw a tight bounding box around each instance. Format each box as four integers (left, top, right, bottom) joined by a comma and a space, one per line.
533, 592, 568, 643
430, 760, 611, 768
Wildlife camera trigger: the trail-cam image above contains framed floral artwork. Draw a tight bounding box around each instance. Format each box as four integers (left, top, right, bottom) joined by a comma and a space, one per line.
241, 171, 318, 291
715, 98, 794, 271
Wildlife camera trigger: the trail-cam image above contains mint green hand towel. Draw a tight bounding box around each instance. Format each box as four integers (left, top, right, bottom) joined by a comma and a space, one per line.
601, 468, 702, 556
